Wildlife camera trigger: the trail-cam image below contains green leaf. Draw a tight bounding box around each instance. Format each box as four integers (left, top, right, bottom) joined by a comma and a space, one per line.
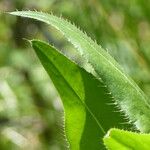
103, 128, 150, 150
9, 11, 150, 133
31, 40, 128, 150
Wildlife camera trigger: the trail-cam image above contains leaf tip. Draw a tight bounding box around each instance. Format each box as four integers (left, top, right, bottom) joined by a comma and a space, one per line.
103, 128, 119, 141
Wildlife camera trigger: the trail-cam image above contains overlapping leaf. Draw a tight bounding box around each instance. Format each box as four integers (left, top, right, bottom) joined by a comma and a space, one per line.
31, 40, 128, 149
104, 128, 150, 150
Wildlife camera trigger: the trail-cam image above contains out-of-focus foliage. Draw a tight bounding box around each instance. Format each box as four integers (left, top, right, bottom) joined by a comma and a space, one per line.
1, 0, 150, 149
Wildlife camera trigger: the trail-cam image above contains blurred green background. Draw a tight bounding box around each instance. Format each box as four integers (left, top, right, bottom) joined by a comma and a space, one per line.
1, 0, 150, 149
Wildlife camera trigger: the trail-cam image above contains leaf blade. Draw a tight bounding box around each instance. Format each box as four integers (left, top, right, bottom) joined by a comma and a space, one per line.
9, 11, 150, 133
31, 40, 129, 150
103, 128, 150, 150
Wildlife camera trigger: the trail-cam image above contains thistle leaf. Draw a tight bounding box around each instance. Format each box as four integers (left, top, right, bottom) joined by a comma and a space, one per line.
9, 11, 150, 133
